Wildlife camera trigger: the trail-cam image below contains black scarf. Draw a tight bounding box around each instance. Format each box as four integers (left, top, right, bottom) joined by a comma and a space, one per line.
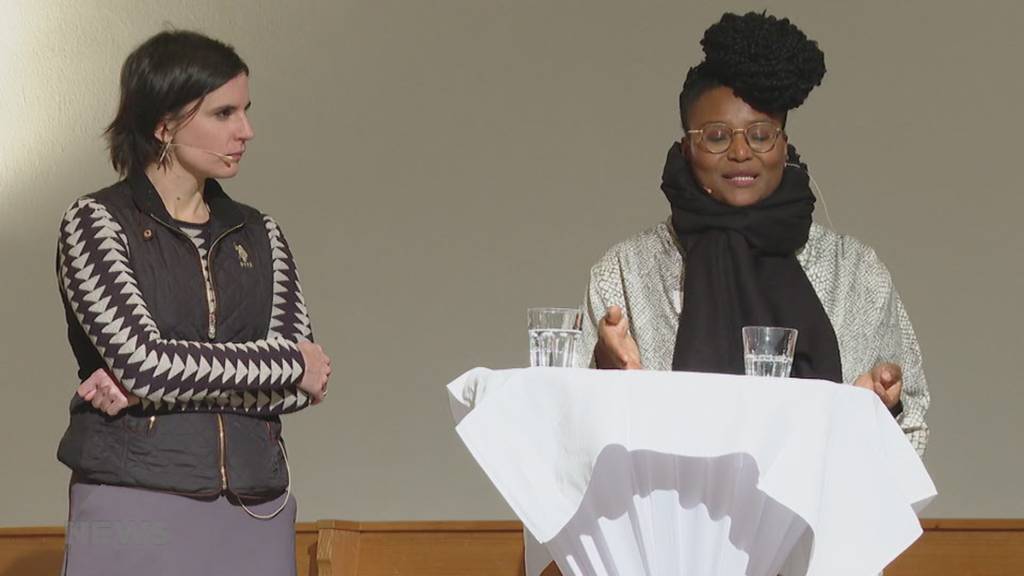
661, 142, 843, 381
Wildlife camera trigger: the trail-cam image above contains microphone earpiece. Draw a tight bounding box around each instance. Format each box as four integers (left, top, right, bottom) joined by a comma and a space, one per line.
169, 143, 237, 164
793, 164, 836, 230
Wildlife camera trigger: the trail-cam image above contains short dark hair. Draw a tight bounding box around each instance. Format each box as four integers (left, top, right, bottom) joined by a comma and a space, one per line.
678, 12, 825, 130
106, 30, 249, 175
678, 63, 727, 131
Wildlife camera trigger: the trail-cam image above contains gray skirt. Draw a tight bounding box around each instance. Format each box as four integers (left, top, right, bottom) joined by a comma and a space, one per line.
62, 482, 296, 576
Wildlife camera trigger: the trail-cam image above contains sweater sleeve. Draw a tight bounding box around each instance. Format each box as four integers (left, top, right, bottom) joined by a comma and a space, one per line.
577, 248, 630, 369
867, 253, 930, 456
264, 216, 314, 343
261, 215, 316, 409
58, 197, 310, 414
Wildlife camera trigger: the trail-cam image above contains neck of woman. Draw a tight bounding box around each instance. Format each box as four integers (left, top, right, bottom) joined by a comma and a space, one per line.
145, 164, 209, 224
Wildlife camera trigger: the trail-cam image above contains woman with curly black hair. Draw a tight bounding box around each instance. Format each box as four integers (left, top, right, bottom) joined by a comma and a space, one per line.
579, 11, 929, 454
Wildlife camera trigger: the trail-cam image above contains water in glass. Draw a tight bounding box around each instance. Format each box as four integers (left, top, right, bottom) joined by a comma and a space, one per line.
744, 353, 794, 378
529, 328, 581, 367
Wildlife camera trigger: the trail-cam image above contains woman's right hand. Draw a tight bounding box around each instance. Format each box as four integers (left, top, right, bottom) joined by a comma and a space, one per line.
78, 368, 140, 416
853, 362, 903, 410
595, 306, 643, 369
298, 341, 331, 404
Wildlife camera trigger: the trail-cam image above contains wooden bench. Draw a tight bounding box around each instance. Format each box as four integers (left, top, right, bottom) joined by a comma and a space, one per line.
2, 519, 1021, 575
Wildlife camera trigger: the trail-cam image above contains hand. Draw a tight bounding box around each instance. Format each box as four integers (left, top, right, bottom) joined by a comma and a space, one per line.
853, 362, 902, 410
594, 306, 642, 370
298, 341, 331, 404
78, 368, 140, 416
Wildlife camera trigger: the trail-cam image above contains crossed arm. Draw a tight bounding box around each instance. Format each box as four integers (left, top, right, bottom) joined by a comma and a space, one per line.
60, 198, 330, 415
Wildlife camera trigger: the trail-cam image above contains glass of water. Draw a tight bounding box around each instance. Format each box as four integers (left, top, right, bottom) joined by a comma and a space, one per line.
742, 326, 798, 378
528, 307, 583, 367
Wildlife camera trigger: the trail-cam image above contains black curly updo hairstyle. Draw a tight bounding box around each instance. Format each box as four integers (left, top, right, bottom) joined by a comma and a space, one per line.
679, 12, 826, 130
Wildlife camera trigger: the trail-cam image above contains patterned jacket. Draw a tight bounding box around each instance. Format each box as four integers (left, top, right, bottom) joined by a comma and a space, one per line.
578, 220, 930, 456
56, 172, 313, 498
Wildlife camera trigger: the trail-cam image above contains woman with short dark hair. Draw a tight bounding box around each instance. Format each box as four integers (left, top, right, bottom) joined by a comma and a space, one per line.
56, 30, 331, 576
581, 12, 929, 455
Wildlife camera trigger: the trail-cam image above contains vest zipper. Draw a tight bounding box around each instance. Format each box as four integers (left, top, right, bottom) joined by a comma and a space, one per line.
149, 214, 243, 494
204, 224, 243, 339
217, 414, 228, 490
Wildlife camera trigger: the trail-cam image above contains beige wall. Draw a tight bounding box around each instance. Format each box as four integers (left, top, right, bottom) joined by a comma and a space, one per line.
2, 0, 1021, 525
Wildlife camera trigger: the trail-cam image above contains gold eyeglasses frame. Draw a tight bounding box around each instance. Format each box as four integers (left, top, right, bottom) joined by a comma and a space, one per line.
684, 121, 785, 154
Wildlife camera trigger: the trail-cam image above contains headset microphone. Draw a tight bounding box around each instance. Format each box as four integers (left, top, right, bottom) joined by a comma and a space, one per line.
787, 162, 835, 229
169, 143, 238, 164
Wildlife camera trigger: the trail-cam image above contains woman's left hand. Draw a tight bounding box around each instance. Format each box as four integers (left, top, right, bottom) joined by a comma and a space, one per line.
78, 368, 140, 416
853, 362, 902, 410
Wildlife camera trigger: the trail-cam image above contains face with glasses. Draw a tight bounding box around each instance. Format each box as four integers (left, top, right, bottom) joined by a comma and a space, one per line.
683, 86, 788, 207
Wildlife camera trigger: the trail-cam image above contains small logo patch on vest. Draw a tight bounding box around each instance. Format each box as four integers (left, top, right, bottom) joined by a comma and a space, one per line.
234, 242, 253, 269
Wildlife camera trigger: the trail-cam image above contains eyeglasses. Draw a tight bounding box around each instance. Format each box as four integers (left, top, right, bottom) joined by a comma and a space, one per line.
685, 121, 784, 154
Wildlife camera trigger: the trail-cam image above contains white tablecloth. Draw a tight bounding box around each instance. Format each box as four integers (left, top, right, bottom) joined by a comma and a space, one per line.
447, 367, 935, 576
